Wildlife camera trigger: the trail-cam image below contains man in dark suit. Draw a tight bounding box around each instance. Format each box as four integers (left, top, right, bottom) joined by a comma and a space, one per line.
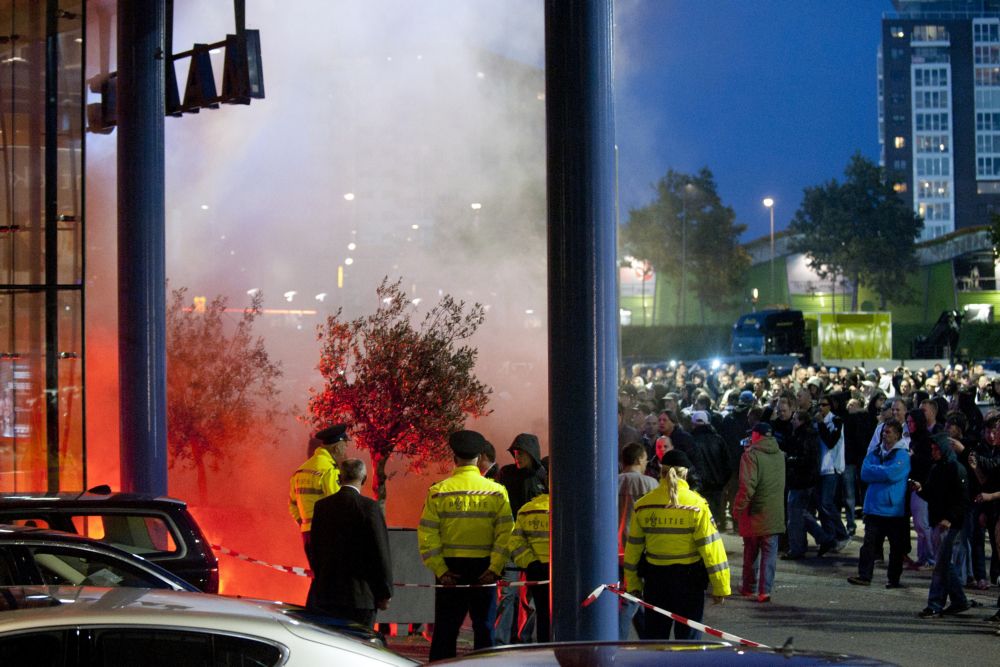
307, 458, 393, 626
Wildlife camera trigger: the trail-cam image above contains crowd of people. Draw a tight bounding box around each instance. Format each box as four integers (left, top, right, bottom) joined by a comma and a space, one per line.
618, 359, 1000, 628
288, 359, 1000, 655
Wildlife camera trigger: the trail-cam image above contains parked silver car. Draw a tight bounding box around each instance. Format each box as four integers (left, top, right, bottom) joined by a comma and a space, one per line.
0, 586, 418, 666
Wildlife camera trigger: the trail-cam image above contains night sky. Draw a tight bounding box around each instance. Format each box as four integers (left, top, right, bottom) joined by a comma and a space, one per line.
615, 0, 895, 242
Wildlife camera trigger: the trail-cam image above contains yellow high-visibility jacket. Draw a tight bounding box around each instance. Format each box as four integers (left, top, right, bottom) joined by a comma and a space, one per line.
288, 448, 340, 532
417, 465, 513, 578
510, 493, 549, 568
624, 477, 731, 596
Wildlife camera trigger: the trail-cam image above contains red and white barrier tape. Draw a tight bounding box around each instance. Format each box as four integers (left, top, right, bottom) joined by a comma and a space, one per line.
212, 544, 313, 577
583, 584, 768, 648
210, 544, 549, 588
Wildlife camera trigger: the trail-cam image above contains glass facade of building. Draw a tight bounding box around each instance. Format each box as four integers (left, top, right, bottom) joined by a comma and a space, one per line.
0, 2, 84, 492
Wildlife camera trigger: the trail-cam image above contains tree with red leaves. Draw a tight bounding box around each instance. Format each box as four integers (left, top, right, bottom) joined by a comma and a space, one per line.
166, 288, 284, 501
308, 278, 492, 510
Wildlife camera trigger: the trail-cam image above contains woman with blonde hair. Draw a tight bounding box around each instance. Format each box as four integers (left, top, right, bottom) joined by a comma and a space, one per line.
624, 449, 731, 639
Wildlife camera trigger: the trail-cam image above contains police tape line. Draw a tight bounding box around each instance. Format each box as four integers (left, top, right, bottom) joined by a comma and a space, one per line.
582, 584, 769, 648
210, 544, 549, 588
212, 544, 314, 577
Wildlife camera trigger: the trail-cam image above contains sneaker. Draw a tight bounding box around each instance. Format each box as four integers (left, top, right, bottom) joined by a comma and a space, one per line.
976, 579, 990, 591
847, 576, 871, 586
817, 541, 836, 557
885, 582, 905, 589
942, 600, 979, 615
757, 594, 771, 603
918, 607, 942, 619
832, 539, 850, 553
987, 610, 1000, 623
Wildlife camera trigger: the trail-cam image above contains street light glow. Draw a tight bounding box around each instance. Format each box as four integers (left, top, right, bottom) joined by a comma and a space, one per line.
343, 192, 355, 201
762, 197, 774, 208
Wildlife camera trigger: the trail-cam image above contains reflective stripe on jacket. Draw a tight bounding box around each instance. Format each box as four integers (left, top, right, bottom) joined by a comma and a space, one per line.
288, 448, 340, 532
417, 466, 514, 578
624, 477, 731, 596
510, 493, 549, 568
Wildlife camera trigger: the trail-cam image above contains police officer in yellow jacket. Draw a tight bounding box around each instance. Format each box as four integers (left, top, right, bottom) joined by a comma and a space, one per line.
624, 448, 731, 639
418, 430, 513, 661
509, 489, 550, 642
289, 425, 349, 570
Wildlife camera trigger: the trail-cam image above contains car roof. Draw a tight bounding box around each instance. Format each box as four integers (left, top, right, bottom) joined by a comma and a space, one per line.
0, 524, 198, 591
0, 586, 299, 629
0, 491, 187, 510
0, 586, 418, 664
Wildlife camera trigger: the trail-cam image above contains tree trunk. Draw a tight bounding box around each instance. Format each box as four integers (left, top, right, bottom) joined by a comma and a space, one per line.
370, 449, 390, 516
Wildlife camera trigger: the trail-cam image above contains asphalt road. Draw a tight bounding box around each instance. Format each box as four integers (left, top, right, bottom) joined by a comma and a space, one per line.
389, 526, 999, 665
703, 529, 999, 666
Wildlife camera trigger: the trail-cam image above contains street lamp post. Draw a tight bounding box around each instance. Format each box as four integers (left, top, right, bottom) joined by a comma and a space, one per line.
763, 197, 775, 303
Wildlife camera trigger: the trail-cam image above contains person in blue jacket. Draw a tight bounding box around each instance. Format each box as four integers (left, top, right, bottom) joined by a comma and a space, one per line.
848, 419, 911, 588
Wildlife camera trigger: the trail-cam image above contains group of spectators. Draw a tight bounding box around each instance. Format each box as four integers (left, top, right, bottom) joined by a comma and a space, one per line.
618, 359, 1000, 627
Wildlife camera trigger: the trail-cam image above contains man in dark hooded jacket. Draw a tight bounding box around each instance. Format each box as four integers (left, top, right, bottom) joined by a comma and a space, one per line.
495, 433, 547, 643
913, 432, 971, 618
689, 411, 731, 525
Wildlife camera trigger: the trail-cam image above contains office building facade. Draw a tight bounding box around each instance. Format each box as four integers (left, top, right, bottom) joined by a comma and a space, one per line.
880, 0, 1000, 240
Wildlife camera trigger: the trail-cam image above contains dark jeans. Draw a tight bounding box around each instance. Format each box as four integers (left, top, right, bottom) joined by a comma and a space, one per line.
858, 514, 908, 585
429, 557, 496, 662
525, 561, 550, 642
702, 487, 725, 529
841, 464, 858, 533
819, 474, 848, 542
642, 561, 707, 640
927, 526, 968, 612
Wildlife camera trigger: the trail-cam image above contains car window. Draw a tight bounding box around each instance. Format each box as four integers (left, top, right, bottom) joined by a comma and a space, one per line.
0, 630, 67, 667
29, 546, 174, 589
92, 629, 283, 667
68, 514, 179, 555
7, 518, 52, 529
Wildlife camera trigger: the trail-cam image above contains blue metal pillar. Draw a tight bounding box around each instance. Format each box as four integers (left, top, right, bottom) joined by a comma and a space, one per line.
117, 1, 168, 495
546, 0, 618, 641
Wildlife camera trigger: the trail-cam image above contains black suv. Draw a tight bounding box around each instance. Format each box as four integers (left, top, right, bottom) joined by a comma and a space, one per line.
0, 490, 218, 593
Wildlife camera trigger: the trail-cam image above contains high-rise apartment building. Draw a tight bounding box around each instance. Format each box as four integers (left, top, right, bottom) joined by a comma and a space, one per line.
880, 0, 1000, 240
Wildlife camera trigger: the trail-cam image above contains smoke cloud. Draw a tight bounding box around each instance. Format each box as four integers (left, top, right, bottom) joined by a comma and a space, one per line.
85, 1, 548, 594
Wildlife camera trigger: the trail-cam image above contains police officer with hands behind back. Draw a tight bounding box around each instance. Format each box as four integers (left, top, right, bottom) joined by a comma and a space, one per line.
624, 448, 731, 640
418, 430, 514, 662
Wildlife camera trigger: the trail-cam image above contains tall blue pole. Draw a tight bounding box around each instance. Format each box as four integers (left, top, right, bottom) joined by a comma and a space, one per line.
117, 1, 168, 495
546, 0, 618, 640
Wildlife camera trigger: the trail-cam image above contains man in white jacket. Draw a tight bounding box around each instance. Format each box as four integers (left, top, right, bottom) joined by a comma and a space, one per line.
816, 396, 850, 551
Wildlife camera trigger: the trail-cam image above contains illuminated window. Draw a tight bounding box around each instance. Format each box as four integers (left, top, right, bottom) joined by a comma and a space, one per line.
893, 182, 908, 193
894, 136, 905, 149
891, 26, 905, 39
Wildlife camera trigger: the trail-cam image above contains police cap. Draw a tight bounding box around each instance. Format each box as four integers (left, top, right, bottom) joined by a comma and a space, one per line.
449, 430, 486, 458
660, 449, 693, 469
315, 424, 349, 444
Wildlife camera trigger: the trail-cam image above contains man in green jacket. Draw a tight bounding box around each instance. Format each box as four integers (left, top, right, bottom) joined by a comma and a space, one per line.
735, 422, 786, 603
